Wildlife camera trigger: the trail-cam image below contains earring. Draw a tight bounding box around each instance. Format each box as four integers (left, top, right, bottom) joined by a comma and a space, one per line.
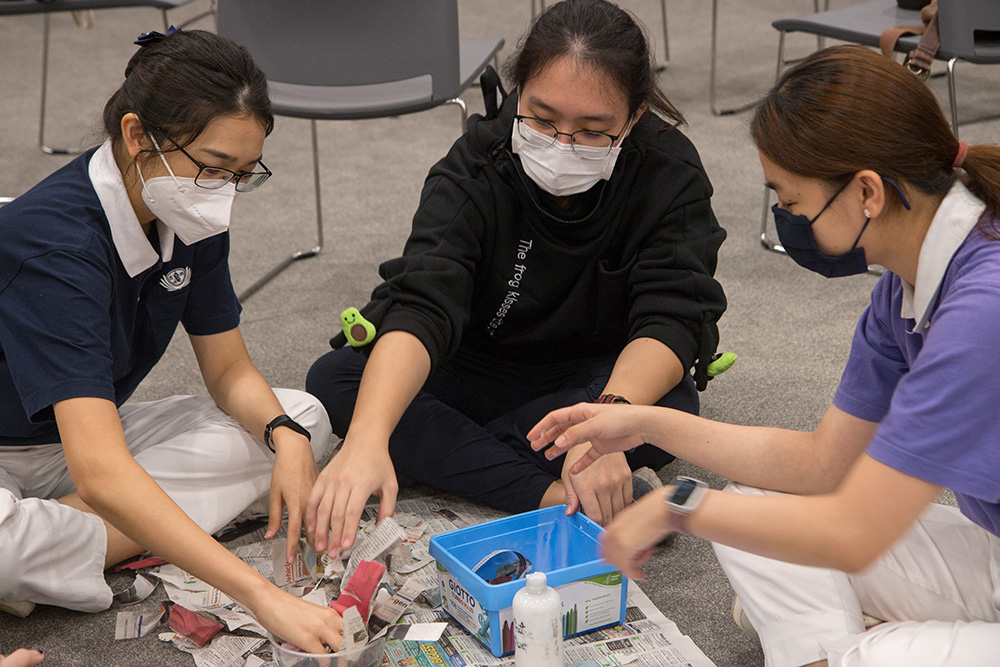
864, 209, 871, 219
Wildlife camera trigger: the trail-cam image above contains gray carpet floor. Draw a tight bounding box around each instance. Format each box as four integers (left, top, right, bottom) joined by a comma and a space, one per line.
0, 0, 997, 664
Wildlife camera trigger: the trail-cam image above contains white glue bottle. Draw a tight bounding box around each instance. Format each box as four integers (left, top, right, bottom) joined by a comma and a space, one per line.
512, 572, 564, 667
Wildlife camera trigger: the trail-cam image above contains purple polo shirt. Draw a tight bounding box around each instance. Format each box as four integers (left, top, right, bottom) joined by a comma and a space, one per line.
833, 183, 1000, 537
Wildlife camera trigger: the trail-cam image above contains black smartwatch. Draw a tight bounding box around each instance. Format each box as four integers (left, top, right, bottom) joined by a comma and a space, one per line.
263, 414, 311, 453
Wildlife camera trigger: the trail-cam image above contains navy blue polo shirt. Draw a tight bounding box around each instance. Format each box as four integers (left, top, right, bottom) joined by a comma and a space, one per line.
0, 142, 241, 446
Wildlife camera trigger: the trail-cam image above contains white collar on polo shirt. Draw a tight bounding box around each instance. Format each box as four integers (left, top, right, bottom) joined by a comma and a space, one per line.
900, 180, 986, 333
88, 139, 176, 275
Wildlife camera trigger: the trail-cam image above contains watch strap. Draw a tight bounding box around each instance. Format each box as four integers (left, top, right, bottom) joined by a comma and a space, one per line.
264, 414, 311, 453
596, 393, 631, 404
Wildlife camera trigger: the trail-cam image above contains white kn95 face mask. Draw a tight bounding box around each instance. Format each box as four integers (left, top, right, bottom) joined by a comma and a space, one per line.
139, 135, 236, 245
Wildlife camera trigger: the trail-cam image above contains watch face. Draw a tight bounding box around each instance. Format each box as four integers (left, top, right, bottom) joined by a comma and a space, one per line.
672, 479, 697, 505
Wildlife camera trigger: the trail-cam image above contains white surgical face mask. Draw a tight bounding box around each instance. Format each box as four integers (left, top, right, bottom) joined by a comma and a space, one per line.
139, 136, 236, 246
511, 104, 631, 197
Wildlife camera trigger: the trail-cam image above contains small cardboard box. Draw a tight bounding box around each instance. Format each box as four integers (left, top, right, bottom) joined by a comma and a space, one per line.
428, 505, 627, 657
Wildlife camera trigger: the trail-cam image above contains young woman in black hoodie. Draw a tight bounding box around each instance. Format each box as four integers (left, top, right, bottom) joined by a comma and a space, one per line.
305, 0, 727, 555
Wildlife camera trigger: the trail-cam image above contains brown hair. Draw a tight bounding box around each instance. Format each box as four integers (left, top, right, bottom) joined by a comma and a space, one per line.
504, 0, 683, 127
752, 45, 1000, 230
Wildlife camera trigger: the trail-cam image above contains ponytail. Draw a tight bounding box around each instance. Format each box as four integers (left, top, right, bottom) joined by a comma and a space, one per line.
960, 144, 1000, 233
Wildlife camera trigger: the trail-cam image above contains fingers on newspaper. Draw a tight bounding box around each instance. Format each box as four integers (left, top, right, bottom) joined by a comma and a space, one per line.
112, 506, 449, 666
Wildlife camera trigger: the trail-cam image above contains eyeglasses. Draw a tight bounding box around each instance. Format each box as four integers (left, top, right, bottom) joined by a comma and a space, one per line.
167, 141, 272, 192
514, 115, 631, 159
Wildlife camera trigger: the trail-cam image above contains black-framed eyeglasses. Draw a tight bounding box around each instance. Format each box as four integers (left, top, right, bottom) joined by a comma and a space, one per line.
169, 142, 272, 192
514, 115, 631, 159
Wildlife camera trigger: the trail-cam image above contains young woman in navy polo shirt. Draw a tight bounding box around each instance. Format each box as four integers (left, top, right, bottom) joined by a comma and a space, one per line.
530, 46, 1000, 666
0, 30, 342, 651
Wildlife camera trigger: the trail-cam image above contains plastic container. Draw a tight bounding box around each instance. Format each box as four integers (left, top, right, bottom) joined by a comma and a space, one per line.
512, 572, 564, 667
428, 505, 627, 657
269, 633, 386, 667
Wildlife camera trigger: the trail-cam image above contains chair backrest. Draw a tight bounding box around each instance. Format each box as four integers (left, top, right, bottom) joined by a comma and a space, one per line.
216, 0, 462, 102
0, 0, 192, 16
936, 0, 1000, 63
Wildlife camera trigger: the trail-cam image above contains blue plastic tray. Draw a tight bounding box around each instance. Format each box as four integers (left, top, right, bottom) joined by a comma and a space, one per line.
429, 505, 627, 656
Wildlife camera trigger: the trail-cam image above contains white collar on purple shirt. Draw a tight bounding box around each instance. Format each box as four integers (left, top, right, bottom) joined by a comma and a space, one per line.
900, 180, 986, 333
88, 140, 176, 276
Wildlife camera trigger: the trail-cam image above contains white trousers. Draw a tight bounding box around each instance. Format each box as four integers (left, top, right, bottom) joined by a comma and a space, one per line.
713, 483, 1000, 667
0, 389, 330, 612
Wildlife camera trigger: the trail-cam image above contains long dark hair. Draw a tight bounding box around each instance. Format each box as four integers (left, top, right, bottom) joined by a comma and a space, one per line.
103, 29, 273, 167
504, 0, 683, 127
753, 45, 1000, 227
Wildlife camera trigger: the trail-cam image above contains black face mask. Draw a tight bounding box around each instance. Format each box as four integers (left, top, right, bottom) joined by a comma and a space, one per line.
771, 177, 911, 278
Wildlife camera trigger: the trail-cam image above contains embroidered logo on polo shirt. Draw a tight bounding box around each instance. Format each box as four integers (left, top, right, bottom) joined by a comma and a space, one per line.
160, 267, 191, 292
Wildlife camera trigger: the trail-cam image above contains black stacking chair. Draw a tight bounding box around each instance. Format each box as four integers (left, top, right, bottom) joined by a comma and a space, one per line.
216, 0, 504, 300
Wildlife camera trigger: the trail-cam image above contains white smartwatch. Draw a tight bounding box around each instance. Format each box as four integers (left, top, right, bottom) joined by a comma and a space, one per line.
664, 476, 708, 518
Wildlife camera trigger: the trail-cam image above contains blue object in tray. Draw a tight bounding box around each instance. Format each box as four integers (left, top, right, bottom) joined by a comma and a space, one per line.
429, 505, 628, 657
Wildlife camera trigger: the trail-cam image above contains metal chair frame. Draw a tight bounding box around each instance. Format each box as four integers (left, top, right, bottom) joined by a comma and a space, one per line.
710, 0, 829, 116
0, 0, 212, 207
38, 10, 164, 155
237, 102, 471, 302
0, 1, 212, 157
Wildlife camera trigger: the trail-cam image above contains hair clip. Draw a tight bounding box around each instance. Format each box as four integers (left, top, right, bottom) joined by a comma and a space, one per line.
133, 25, 181, 47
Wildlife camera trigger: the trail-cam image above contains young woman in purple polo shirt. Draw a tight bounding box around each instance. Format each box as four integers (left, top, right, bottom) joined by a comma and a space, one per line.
530, 45, 1000, 667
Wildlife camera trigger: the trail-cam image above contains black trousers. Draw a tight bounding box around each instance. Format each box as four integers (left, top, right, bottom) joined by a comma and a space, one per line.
305, 345, 698, 514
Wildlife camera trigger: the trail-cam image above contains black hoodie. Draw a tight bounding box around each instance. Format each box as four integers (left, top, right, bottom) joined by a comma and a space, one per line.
340, 89, 727, 390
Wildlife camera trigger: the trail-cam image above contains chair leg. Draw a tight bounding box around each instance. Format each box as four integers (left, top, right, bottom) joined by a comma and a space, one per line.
37, 13, 72, 155
712, 0, 826, 116
176, 0, 217, 30
709, 0, 757, 116
941, 58, 1000, 133
946, 58, 959, 139
774, 30, 786, 82
655, 0, 669, 72
760, 186, 783, 253
448, 97, 469, 135
760, 32, 788, 254
38, 7, 174, 156
239, 119, 324, 301
813, 0, 830, 50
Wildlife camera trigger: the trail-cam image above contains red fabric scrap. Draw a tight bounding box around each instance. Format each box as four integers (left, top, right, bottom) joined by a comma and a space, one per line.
112, 556, 168, 572
330, 560, 386, 622
165, 601, 224, 647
